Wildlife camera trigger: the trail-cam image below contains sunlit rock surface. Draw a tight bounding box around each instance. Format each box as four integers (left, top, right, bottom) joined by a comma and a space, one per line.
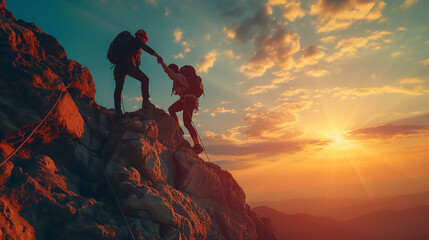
0, 1, 277, 239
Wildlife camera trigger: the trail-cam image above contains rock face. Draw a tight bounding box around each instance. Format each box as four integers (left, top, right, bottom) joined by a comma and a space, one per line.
0, 1, 277, 240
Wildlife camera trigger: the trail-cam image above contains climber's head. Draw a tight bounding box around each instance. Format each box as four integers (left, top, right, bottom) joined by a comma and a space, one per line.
135, 29, 148, 43
168, 64, 179, 73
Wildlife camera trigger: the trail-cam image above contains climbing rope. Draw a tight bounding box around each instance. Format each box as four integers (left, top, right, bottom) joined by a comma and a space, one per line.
121, 94, 125, 114
101, 166, 136, 240
182, 98, 238, 240
0, 81, 74, 168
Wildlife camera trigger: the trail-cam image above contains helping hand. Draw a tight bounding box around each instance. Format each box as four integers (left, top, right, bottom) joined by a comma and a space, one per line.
157, 56, 163, 64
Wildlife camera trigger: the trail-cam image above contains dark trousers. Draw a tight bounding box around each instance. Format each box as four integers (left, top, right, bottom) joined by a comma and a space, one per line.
168, 97, 197, 138
114, 65, 149, 111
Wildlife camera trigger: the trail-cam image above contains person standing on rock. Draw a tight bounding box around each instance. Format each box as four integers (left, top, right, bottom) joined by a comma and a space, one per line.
107, 29, 163, 116
159, 61, 204, 154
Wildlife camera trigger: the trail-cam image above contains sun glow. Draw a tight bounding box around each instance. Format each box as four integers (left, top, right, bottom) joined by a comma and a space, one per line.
326, 131, 358, 151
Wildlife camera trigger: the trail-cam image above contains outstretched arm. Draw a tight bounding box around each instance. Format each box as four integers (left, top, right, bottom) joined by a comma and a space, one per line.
160, 60, 169, 72
153, 52, 163, 64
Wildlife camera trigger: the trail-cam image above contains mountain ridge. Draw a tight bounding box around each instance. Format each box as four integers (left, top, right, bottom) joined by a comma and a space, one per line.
251, 191, 429, 220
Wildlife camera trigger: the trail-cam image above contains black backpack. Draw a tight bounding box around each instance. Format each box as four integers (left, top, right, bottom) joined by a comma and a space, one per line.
107, 31, 134, 65
181, 65, 204, 98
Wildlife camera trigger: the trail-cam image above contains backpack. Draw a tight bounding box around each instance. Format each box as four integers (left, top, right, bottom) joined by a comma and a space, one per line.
180, 65, 204, 98
107, 31, 134, 65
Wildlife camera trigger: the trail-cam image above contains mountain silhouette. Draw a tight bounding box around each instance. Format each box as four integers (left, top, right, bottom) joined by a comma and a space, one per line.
0, 1, 277, 239
253, 206, 380, 240
252, 191, 429, 220
345, 205, 429, 240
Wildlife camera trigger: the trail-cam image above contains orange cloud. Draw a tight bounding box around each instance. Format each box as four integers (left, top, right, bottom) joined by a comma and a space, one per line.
282, 88, 310, 97
210, 106, 237, 117
306, 68, 329, 77
320, 36, 336, 43
326, 31, 392, 62
318, 85, 428, 98
174, 28, 183, 42
241, 101, 312, 139
401, 0, 418, 8
244, 102, 264, 112
239, 27, 300, 77
391, 51, 402, 57
347, 123, 429, 140
223, 50, 241, 60
399, 77, 424, 84
310, 0, 386, 33
206, 139, 328, 158
197, 50, 218, 73
225, 7, 301, 77
295, 46, 326, 68
266, 0, 306, 22
420, 59, 429, 66
246, 84, 278, 95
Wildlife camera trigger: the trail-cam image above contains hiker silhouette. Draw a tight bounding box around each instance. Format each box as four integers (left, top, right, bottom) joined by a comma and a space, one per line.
107, 29, 163, 116
160, 61, 204, 154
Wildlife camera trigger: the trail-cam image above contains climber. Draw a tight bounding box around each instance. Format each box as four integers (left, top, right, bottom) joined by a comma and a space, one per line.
107, 29, 163, 116
160, 61, 204, 154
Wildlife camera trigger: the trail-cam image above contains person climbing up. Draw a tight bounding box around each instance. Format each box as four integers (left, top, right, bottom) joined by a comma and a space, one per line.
159, 61, 204, 154
107, 29, 163, 116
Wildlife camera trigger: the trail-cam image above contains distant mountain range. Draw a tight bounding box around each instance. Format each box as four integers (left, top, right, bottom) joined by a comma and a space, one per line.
254, 205, 429, 240
251, 191, 429, 220
253, 206, 379, 240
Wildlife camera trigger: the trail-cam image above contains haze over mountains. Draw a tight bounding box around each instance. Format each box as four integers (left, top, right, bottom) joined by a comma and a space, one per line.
255, 203, 429, 240
251, 191, 429, 220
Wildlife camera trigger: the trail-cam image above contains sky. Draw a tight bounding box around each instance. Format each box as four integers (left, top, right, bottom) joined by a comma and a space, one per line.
7, 0, 429, 202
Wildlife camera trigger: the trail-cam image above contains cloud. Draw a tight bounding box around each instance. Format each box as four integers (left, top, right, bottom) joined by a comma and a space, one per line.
320, 36, 336, 43
391, 51, 402, 57
401, 0, 418, 8
326, 31, 392, 62
241, 101, 312, 139
225, 7, 301, 77
164, 7, 170, 16
309, 0, 386, 33
318, 85, 428, 98
282, 88, 310, 97
206, 139, 328, 158
173, 53, 184, 59
306, 68, 329, 77
181, 41, 191, 53
204, 34, 211, 40
420, 59, 429, 66
197, 50, 218, 73
244, 102, 264, 112
266, 0, 306, 22
174, 28, 183, 42
223, 50, 241, 60
246, 84, 278, 95
295, 46, 326, 68
210, 107, 237, 117
399, 77, 424, 84
346, 123, 429, 140
219, 101, 232, 105
397, 26, 407, 31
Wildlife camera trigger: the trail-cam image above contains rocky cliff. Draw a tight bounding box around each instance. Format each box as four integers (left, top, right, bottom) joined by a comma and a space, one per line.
0, 1, 277, 239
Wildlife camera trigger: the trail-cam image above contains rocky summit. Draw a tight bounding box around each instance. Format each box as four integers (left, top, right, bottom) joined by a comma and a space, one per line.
0, 1, 277, 239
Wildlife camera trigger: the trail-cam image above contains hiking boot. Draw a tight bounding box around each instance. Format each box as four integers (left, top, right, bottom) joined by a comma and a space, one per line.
142, 100, 155, 109
192, 144, 203, 154
115, 109, 123, 117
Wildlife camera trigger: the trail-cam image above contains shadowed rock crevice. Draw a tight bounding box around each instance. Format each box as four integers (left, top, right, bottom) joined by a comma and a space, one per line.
0, 1, 278, 239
